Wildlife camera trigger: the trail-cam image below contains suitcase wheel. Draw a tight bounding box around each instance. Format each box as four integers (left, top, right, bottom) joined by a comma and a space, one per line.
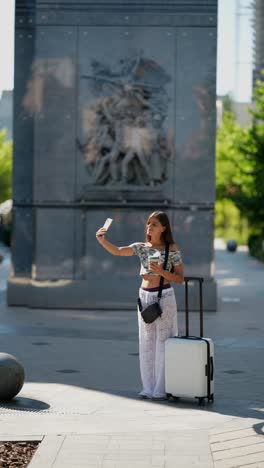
170, 396, 180, 403
166, 393, 180, 402
209, 394, 214, 403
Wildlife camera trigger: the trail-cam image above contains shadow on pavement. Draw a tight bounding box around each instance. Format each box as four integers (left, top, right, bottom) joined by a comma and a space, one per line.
0, 242, 264, 431
253, 422, 264, 435
0, 397, 50, 412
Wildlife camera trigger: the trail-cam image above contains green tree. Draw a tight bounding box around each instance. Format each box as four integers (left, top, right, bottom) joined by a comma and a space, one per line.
216, 110, 251, 201
219, 77, 264, 238
215, 108, 250, 243
234, 75, 264, 236
0, 129, 12, 203
215, 75, 264, 258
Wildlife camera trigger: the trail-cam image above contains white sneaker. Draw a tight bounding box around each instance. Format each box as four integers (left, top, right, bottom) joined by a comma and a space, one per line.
152, 394, 167, 401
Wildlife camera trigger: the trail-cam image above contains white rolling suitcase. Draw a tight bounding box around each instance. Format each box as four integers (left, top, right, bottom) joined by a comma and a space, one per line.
165, 277, 214, 406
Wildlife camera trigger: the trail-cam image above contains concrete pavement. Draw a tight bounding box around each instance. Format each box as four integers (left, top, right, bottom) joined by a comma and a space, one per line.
0, 239, 263, 467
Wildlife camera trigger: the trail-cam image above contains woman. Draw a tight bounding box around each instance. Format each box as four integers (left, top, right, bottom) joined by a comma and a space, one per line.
96, 211, 184, 400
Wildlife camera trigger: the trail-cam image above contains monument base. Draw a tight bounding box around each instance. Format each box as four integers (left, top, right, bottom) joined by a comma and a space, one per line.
7, 277, 217, 312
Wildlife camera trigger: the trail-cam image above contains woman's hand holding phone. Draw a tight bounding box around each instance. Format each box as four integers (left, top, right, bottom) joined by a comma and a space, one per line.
96, 227, 107, 239
96, 218, 113, 241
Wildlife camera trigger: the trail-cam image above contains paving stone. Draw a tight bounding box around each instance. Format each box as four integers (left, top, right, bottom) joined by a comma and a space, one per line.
1, 244, 264, 467
239, 464, 264, 468
210, 427, 260, 444
211, 435, 264, 451
214, 451, 264, 468
28, 436, 64, 468
213, 441, 264, 460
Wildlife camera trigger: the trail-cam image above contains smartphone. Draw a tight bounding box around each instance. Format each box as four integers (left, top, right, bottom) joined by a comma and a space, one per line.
103, 218, 113, 231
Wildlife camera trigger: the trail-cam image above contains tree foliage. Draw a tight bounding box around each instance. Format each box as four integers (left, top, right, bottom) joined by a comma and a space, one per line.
214, 198, 248, 245
216, 75, 264, 239
0, 129, 12, 203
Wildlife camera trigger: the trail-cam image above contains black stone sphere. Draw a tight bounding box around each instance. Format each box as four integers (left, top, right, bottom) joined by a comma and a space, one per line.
0, 353, 25, 401
226, 240, 237, 252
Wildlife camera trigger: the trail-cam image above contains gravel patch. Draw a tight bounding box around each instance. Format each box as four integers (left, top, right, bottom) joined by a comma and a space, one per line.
0, 441, 40, 467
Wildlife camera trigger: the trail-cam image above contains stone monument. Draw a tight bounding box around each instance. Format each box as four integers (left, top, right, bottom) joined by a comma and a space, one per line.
8, 0, 218, 310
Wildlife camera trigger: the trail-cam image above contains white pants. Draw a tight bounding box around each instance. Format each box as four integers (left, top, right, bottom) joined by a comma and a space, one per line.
137, 287, 178, 398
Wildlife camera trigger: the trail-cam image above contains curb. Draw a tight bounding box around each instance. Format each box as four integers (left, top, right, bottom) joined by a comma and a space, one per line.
28, 435, 65, 468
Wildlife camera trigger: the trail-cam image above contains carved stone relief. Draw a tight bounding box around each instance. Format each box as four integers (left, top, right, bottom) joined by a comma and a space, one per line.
77, 50, 174, 188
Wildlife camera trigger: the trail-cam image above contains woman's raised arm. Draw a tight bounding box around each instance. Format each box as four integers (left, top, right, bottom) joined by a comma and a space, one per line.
96, 227, 134, 256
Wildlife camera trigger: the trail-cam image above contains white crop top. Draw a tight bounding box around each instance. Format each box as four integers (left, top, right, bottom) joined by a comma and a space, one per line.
130, 243, 182, 276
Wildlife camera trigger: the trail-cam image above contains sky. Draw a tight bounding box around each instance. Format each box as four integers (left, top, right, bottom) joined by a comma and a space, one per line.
217, 0, 253, 102
0, 0, 253, 102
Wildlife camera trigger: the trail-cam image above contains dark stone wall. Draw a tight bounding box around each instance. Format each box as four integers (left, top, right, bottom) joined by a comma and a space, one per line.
9, 0, 218, 309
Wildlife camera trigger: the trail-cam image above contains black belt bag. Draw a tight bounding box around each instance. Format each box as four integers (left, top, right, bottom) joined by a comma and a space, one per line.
137, 243, 170, 324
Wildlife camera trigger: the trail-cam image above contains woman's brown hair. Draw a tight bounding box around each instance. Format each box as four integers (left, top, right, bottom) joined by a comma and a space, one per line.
145, 211, 175, 244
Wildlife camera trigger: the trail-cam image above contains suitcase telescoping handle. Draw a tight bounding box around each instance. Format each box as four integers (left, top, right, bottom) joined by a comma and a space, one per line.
184, 277, 204, 338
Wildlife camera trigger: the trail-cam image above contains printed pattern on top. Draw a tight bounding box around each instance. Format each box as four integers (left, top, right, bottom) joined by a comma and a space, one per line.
130, 243, 182, 276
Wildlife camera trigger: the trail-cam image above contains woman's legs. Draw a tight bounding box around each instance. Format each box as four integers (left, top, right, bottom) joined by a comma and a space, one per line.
137, 300, 156, 397
138, 288, 178, 398
153, 290, 178, 397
